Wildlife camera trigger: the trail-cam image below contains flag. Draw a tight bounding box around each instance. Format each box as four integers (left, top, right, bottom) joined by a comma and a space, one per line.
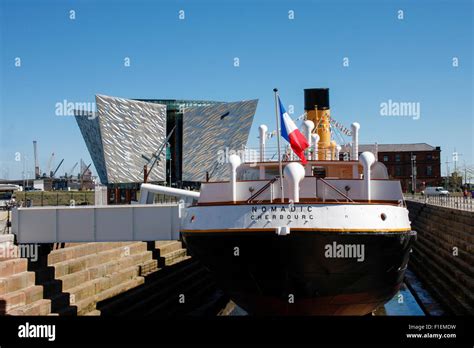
278, 97, 309, 164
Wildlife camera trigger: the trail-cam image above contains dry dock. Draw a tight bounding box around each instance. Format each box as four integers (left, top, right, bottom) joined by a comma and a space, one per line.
0, 196, 472, 316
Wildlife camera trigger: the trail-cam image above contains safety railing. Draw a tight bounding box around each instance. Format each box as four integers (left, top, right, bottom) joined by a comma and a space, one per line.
246, 177, 278, 203
318, 178, 355, 203
241, 146, 351, 163
407, 195, 473, 211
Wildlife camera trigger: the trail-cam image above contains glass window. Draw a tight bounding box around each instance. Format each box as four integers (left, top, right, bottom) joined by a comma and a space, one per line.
0, 192, 12, 200
426, 165, 433, 176
427, 154, 432, 160
395, 166, 402, 176
383, 155, 389, 162
395, 154, 401, 162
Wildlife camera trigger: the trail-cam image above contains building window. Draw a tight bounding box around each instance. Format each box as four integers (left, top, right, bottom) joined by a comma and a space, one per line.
383, 155, 389, 162
395, 166, 402, 176
427, 154, 432, 161
395, 154, 401, 162
426, 165, 433, 176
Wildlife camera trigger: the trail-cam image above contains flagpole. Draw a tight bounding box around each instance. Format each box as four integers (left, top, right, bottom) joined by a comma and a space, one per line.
273, 88, 284, 202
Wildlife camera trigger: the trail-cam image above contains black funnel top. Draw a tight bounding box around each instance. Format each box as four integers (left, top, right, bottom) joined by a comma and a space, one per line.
304, 88, 330, 110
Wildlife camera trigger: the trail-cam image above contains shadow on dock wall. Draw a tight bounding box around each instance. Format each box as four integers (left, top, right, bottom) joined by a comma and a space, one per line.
28, 244, 78, 316
0, 300, 5, 315
97, 254, 229, 316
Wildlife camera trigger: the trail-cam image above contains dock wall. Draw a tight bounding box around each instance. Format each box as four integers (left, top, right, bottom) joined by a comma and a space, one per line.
407, 200, 474, 315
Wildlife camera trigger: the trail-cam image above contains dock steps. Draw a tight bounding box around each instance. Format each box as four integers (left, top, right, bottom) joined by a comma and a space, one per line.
0, 240, 188, 316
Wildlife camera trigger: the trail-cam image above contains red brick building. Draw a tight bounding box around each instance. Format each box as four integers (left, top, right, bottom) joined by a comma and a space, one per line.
352, 143, 442, 193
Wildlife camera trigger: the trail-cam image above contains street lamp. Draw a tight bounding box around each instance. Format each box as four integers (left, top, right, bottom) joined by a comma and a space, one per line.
411, 154, 417, 194
167, 142, 171, 187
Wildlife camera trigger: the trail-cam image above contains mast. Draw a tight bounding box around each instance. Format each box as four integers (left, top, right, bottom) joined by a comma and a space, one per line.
273, 88, 284, 202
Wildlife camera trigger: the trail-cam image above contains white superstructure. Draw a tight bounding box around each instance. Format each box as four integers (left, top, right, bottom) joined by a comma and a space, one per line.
12, 119, 411, 243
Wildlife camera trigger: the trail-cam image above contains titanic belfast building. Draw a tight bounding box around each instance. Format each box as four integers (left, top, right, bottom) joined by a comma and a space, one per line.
74, 95, 258, 203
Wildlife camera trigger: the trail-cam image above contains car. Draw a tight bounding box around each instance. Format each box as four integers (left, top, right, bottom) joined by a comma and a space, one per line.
0, 184, 20, 210
423, 186, 450, 196
24, 187, 41, 192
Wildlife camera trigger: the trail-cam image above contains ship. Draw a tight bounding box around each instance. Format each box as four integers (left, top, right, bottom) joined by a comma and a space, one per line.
180, 88, 416, 315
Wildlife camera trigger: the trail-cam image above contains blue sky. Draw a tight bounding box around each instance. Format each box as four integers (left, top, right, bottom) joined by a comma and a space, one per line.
0, 0, 472, 180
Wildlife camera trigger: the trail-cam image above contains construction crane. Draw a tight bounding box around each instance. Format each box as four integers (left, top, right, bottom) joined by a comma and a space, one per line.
51, 159, 64, 178
80, 163, 92, 178
33, 141, 40, 179
67, 162, 78, 178
80, 163, 92, 190
80, 159, 87, 174
46, 153, 55, 177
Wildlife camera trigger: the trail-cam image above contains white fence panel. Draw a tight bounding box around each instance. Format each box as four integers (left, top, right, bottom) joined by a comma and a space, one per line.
12, 204, 180, 243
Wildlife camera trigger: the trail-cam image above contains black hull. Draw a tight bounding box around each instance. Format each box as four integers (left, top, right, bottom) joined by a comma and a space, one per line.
181, 230, 416, 315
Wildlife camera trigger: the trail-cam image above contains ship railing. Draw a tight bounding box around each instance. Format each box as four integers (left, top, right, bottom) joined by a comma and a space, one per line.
246, 177, 279, 203
318, 178, 354, 203
241, 146, 350, 163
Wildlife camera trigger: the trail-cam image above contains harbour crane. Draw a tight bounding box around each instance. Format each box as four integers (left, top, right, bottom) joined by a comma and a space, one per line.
67, 162, 78, 178
80, 163, 92, 190
46, 153, 55, 177
33, 141, 40, 179
51, 159, 64, 178
80, 163, 91, 177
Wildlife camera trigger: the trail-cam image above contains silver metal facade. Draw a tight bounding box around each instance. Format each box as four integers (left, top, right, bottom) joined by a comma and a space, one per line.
182, 100, 258, 182
75, 96, 167, 184
96, 95, 167, 184
75, 96, 258, 184
74, 110, 108, 184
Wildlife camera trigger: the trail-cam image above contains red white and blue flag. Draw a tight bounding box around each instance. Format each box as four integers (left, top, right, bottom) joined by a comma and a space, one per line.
278, 96, 309, 164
